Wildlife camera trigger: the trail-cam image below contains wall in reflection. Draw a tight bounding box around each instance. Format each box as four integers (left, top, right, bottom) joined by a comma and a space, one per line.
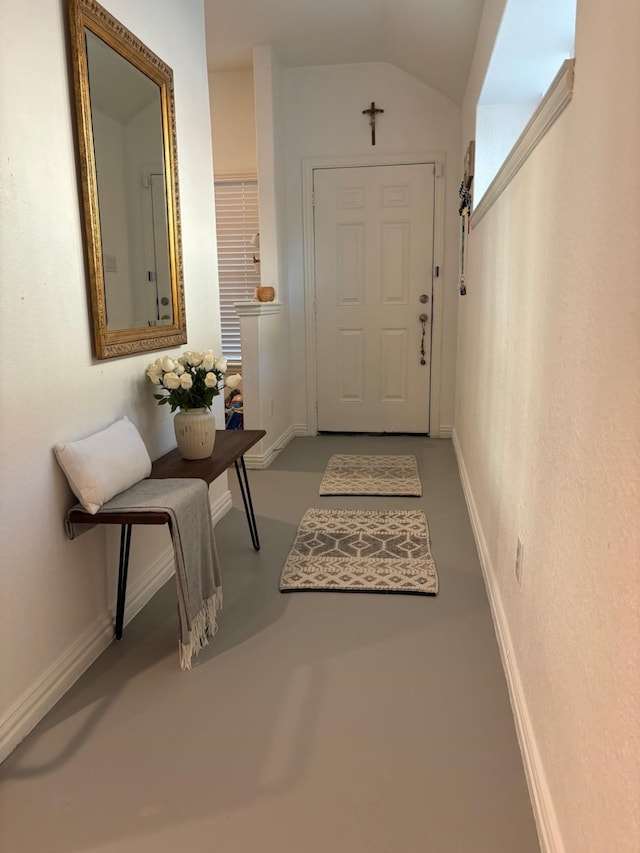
87, 29, 171, 330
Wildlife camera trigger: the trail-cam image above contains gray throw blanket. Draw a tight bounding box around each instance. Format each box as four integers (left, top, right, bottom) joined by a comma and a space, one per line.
66, 478, 222, 670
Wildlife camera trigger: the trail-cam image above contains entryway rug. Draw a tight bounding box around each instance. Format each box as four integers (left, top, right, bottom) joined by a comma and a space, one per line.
319, 454, 422, 496
279, 508, 438, 595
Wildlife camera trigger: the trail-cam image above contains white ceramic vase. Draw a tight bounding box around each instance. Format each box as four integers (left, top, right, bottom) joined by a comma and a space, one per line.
173, 408, 216, 460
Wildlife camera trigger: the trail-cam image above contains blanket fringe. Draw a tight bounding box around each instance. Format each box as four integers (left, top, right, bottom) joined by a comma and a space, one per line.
179, 586, 223, 670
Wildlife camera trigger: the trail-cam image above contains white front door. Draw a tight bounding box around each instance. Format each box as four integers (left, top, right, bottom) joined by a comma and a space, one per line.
140, 171, 172, 326
314, 164, 435, 433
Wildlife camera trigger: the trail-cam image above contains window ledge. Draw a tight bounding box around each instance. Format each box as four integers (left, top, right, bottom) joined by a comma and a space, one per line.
234, 301, 282, 317
471, 59, 575, 227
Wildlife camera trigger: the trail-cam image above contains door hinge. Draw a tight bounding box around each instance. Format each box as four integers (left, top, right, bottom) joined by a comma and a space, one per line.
434, 265, 440, 278
311, 191, 316, 207
435, 162, 443, 178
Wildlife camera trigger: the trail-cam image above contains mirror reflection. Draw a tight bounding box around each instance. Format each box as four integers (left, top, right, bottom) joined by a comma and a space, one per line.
68, 0, 187, 359
86, 30, 172, 330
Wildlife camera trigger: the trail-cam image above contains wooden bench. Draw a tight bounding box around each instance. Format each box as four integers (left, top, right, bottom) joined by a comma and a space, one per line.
67, 429, 265, 640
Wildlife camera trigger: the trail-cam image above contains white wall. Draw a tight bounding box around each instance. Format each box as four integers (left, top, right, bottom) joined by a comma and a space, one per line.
281, 62, 461, 433
207, 54, 293, 460
207, 59, 462, 447
253, 46, 286, 300
247, 47, 292, 449
209, 69, 257, 175
0, 0, 224, 758
456, 0, 640, 849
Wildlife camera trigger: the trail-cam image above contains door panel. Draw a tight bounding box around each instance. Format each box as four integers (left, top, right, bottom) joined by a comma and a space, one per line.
339, 330, 365, 401
314, 164, 435, 433
380, 329, 408, 401
381, 222, 410, 302
336, 224, 365, 303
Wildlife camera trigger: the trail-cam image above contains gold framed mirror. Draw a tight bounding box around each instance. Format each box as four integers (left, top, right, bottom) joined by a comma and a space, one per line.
68, 0, 186, 359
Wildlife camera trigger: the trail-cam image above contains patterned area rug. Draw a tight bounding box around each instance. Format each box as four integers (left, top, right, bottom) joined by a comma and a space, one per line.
280, 508, 438, 595
319, 454, 422, 496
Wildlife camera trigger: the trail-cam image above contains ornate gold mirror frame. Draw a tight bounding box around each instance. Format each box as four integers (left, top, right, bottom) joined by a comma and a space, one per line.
68, 0, 186, 359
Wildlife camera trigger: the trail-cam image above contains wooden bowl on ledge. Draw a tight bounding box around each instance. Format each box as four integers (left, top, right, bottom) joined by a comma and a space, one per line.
255, 286, 275, 302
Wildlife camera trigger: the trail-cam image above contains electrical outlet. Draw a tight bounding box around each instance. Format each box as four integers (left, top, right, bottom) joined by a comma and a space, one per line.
515, 537, 524, 586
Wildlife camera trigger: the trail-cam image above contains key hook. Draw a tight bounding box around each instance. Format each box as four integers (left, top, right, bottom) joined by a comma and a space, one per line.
419, 313, 428, 365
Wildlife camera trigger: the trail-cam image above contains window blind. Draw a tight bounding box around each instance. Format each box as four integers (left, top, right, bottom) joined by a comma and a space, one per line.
214, 178, 260, 365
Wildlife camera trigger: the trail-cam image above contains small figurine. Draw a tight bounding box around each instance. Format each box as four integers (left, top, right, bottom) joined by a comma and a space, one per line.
225, 389, 244, 429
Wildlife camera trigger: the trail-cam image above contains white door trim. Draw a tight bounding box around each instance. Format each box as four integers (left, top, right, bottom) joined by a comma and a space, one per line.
302, 151, 446, 436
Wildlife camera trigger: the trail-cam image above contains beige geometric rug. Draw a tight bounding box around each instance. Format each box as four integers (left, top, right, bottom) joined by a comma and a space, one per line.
280, 508, 438, 595
319, 454, 422, 496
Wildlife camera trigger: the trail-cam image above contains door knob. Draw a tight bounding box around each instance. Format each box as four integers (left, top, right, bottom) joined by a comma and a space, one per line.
419, 313, 428, 323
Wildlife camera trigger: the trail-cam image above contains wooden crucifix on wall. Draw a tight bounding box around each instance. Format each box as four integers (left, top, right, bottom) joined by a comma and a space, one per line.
362, 101, 384, 145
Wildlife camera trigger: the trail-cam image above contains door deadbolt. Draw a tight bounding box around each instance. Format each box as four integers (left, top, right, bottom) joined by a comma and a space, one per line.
419, 294, 429, 303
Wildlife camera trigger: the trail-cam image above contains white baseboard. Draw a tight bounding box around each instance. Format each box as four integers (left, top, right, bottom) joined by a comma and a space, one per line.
210, 489, 233, 527
438, 424, 453, 439
0, 609, 114, 764
244, 424, 298, 469
0, 489, 234, 764
451, 429, 564, 853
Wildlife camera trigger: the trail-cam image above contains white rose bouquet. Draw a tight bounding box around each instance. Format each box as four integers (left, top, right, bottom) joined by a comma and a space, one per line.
146, 349, 242, 412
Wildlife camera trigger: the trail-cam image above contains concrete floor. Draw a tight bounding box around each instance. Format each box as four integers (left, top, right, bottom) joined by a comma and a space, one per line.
0, 435, 540, 853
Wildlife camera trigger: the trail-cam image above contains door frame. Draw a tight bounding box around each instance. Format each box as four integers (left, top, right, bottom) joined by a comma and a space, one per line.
302, 151, 446, 436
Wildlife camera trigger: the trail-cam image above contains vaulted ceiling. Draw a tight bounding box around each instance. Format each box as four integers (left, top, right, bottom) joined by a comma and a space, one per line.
204, 0, 486, 105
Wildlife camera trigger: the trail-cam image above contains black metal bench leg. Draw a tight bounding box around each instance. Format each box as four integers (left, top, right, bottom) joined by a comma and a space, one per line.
114, 524, 133, 640
234, 457, 260, 551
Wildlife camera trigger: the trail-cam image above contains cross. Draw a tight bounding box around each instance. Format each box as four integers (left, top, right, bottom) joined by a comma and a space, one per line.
362, 101, 384, 145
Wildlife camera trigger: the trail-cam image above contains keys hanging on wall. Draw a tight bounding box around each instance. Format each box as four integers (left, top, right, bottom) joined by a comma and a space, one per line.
419, 313, 428, 365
